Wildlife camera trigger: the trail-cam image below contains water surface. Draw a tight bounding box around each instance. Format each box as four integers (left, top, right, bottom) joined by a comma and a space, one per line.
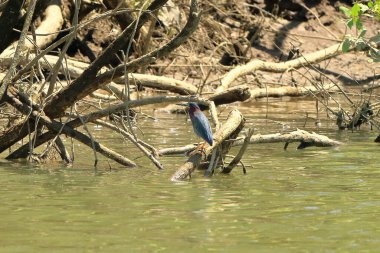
0, 98, 379, 252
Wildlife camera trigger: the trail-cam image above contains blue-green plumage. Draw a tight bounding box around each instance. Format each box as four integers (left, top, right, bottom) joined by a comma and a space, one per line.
188, 102, 213, 146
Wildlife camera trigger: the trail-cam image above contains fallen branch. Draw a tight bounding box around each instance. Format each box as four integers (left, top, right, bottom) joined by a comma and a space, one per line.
4, 87, 136, 167
0, 51, 198, 95
45, 0, 200, 118
248, 84, 339, 101
221, 127, 254, 174
6, 95, 210, 159
94, 119, 164, 170
237, 129, 342, 148
171, 109, 244, 181
0, 0, 201, 156
208, 85, 251, 105
126, 73, 197, 95
159, 129, 341, 156
216, 43, 344, 92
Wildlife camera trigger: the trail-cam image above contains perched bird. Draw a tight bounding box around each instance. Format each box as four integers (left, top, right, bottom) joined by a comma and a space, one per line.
187, 102, 213, 146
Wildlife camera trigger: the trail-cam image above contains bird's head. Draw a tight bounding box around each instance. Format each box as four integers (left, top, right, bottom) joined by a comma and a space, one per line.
176, 102, 201, 111
188, 102, 200, 110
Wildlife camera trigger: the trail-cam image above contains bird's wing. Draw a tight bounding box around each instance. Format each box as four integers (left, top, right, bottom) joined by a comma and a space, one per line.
192, 111, 213, 145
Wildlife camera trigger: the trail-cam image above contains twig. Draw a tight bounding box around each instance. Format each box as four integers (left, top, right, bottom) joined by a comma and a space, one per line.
94, 119, 164, 170
74, 103, 98, 168
47, 0, 80, 98
6, 95, 211, 159
222, 127, 254, 174
0, 0, 37, 100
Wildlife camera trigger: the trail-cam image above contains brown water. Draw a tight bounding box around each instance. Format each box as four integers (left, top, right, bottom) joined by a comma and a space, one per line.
0, 97, 379, 252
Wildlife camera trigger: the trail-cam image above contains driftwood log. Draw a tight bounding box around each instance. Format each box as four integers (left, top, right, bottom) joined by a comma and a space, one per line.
159, 129, 342, 156
171, 109, 245, 181
216, 43, 344, 92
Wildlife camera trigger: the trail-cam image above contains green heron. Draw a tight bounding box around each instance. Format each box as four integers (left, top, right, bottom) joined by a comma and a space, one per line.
187, 102, 213, 147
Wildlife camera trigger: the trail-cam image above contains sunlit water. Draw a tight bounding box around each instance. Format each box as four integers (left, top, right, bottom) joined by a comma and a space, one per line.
0, 97, 379, 252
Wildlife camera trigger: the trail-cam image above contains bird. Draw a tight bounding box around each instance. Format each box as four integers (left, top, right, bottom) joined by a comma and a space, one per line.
187, 102, 213, 147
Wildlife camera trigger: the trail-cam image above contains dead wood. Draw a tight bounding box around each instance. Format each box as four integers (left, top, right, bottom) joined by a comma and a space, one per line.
44, 0, 200, 118
249, 84, 339, 101
0, 52, 198, 96
6, 95, 210, 160
44, 0, 171, 117
94, 119, 164, 170
0, 118, 33, 153
221, 128, 254, 174
0, 0, 38, 101
103, 0, 135, 30
54, 136, 72, 164
0, 0, 200, 157
216, 43, 344, 92
158, 129, 341, 156
239, 130, 342, 148
171, 109, 245, 181
125, 73, 197, 95
4, 87, 136, 167
208, 85, 251, 105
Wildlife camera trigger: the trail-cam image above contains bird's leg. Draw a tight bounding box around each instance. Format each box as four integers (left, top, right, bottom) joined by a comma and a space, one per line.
188, 142, 208, 157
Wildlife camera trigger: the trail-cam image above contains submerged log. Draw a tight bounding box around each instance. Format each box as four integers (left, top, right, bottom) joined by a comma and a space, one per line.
171, 109, 245, 181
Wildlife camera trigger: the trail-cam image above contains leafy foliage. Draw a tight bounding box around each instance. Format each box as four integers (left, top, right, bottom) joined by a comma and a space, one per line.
340, 1, 380, 62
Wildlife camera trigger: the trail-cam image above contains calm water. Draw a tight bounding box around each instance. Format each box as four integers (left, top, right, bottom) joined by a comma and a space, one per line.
0, 98, 379, 252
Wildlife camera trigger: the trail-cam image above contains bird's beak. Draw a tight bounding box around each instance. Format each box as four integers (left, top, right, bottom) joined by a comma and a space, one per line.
176, 103, 189, 107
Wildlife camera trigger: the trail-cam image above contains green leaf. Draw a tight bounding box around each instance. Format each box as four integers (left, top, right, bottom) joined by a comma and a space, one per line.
359, 28, 367, 38
342, 38, 351, 52
368, 2, 373, 8
356, 19, 363, 30
339, 6, 351, 17
347, 18, 354, 29
351, 3, 361, 17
